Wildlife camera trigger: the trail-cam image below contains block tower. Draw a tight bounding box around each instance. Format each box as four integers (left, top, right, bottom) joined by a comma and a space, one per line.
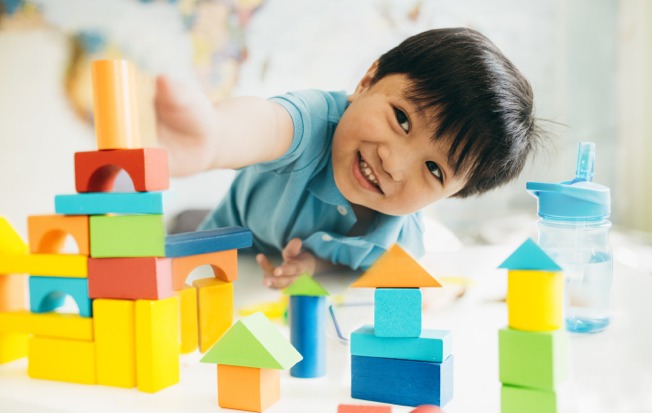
201, 312, 302, 412
349, 244, 454, 407
498, 238, 569, 413
283, 273, 330, 378
0, 59, 252, 393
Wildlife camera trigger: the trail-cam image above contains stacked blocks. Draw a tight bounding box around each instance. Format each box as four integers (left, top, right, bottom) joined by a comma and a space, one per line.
283, 274, 330, 378
349, 244, 454, 407
201, 312, 302, 412
0, 59, 253, 395
497, 239, 569, 413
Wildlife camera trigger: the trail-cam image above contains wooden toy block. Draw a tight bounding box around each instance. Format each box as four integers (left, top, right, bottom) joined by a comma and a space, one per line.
88, 257, 173, 300
501, 385, 559, 413
91, 59, 141, 150
178, 285, 199, 354
135, 297, 180, 393
0, 253, 87, 277
338, 404, 392, 413
192, 277, 233, 353
55, 191, 164, 215
507, 270, 562, 331
201, 312, 302, 370
171, 249, 238, 290
165, 226, 253, 258
288, 295, 327, 378
28, 336, 96, 384
351, 325, 452, 363
94, 299, 136, 388
0, 333, 28, 363
283, 273, 330, 297
74, 148, 169, 193
409, 406, 443, 413
217, 364, 280, 412
90, 215, 165, 258
498, 238, 562, 271
0, 274, 26, 311
499, 327, 569, 390
0, 311, 93, 340
351, 244, 441, 288
374, 288, 422, 337
29, 276, 92, 317
27, 214, 89, 255
351, 354, 454, 407
0, 216, 28, 254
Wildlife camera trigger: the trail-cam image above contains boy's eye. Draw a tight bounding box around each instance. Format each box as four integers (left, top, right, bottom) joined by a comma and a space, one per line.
394, 108, 410, 133
426, 161, 443, 182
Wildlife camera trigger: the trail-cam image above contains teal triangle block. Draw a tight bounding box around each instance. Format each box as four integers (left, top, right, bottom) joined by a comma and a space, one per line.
200, 312, 302, 370
283, 274, 329, 297
498, 238, 562, 271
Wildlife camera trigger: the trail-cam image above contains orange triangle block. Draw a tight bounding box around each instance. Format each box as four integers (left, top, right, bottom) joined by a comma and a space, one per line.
350, 244, 442, 288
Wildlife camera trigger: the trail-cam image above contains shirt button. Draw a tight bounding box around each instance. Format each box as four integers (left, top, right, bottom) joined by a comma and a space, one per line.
322, 234, 333, 242
337, 205, 348, 216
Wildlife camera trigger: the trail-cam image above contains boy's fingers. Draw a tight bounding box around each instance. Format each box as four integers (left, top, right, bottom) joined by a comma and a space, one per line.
282, 238, 303, 260
256, 254, 276, 286
264, 274, 299, 289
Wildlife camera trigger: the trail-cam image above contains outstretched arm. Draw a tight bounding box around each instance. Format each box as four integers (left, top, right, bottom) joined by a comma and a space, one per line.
154, 75, 294, 176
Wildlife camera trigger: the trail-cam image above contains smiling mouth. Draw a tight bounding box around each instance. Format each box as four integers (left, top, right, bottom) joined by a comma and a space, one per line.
357, 152, 383, 194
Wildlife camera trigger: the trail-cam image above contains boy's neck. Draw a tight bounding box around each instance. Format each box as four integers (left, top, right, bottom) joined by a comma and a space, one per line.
348, 203, 377, 236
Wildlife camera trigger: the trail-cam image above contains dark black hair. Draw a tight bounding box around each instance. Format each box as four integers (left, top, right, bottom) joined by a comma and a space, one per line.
371, 27, 543, 198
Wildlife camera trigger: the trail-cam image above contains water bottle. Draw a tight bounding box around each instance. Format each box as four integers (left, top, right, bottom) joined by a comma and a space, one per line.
527, 142, 612, 333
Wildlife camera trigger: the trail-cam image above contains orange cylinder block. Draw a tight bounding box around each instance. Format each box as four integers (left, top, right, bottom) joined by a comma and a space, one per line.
91, 59, 141, 150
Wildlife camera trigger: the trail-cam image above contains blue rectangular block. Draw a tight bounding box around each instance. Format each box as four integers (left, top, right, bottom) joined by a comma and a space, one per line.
55, 192, 164, 215
165, 227, 253, 257
351, 325, 451, 363
374, 288, 421, 337
351, 354, 454, 407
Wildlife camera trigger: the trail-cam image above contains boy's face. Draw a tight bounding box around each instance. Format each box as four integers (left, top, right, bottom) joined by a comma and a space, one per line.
332, 66, 468, 216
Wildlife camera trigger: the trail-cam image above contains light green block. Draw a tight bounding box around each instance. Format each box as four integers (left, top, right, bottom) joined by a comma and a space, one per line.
501, 385, 558, 413
499, 327, 569, 390
90, 215, 165, 258
283, 274, 329, 297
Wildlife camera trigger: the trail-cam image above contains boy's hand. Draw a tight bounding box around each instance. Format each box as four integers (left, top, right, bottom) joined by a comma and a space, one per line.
256, 238, 317, 289
154, 75, 219, 177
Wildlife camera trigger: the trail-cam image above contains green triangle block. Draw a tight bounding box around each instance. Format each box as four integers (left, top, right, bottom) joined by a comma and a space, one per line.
200, 312, 302, 370
498, 238, 562, 271
283, 274, 329, 297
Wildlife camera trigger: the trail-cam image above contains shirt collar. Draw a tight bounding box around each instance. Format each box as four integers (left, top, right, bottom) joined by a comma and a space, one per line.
307, 155, 350, 208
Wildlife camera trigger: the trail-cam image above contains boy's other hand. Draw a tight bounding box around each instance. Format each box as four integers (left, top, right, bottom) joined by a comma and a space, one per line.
256, 238, 317, 289
154, 75, 218, 177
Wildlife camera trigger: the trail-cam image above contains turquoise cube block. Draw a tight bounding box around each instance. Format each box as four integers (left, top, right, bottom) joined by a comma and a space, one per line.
374, 288, 421, 337
351, 325, 451, 362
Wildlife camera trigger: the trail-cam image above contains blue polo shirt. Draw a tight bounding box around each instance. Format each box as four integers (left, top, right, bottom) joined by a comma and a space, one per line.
199, 89, 425, 270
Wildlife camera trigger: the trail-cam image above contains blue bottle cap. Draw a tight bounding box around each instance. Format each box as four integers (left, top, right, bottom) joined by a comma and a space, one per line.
527, 142, 611, 221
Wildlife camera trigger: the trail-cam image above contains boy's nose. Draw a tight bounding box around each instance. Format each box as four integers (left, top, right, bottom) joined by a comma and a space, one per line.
378, 144, 411, 182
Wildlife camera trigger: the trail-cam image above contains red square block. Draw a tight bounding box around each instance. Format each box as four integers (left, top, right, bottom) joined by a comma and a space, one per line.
89, 257, 173, 300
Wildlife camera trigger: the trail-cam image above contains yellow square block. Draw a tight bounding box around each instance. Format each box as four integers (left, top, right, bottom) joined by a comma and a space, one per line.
0, 311, 93, 340
28, 336, 96, 384
0, 333, 28, 363
94, 299, 136, 388
135, 296, 180, 393
0, 253, 87, 278
178, 285, 198, 354
192, 278, 233, 353
507, 270, 562, 331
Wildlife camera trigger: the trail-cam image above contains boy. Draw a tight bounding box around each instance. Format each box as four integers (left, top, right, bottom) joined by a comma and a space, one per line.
155, 28, 542, 288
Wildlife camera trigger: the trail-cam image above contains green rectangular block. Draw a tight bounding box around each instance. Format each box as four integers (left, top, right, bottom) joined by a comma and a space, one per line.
499, 327, 568, 390
501, 385, 558, 413
90, 215, 165, 258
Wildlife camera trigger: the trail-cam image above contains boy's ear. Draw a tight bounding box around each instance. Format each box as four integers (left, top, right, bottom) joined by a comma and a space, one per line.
349, 61, 379, 102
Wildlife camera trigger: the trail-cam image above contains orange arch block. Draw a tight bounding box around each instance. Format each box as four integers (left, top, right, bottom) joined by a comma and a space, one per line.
74, 148, 169, 193
171, 249, 237, 291
28, 215, 89, 256
91, 60, 141, 150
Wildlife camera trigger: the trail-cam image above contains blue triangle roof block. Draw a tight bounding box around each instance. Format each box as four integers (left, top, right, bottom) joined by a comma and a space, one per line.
165, 226, 253, 257
498, 238, 562, 271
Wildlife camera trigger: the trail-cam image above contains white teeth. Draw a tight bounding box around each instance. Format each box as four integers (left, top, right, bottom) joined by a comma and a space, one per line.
359, 158, 379, 186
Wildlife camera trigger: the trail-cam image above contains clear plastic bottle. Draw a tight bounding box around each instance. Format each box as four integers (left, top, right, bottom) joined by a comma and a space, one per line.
527, 143, 613, 333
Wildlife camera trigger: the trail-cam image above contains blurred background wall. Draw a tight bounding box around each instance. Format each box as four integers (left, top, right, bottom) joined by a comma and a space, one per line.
0, 0, 650, 253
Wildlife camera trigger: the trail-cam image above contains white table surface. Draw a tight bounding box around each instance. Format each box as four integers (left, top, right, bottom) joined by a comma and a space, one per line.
1, 246, 650, 413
